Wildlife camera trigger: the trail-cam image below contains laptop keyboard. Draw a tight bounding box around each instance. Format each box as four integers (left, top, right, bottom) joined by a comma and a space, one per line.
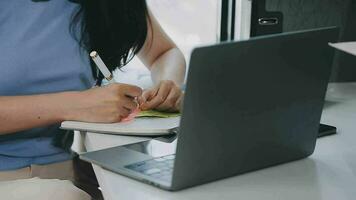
125, 154, 176, 182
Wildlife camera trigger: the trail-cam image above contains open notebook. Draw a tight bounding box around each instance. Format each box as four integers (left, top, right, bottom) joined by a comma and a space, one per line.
61, 111, 180, 136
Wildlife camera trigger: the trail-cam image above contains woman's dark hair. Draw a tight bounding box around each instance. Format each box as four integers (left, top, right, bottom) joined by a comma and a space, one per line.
33, 0, 150, 85
72, 0, 150, 85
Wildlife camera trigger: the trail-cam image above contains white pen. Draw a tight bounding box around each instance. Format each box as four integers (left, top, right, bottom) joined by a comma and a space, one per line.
90, 51, 114, 83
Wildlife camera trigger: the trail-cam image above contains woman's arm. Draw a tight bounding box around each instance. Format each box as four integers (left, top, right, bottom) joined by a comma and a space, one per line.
0, 93, 74, 134
137, 10, 186, 111
0, 84, 141, 135
0, 93, 72, 134
137, 10, 186, 86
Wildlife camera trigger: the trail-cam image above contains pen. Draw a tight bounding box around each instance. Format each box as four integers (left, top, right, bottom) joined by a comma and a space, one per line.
90, 50, 140, 109
90, 51, 114, 83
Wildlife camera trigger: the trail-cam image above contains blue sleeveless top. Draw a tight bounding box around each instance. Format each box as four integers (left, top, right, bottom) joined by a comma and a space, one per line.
0, 0, 95, 170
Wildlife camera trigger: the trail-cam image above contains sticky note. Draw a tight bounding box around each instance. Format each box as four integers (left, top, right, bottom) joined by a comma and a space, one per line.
121, 109, 180, 122
136, 110, 181, 118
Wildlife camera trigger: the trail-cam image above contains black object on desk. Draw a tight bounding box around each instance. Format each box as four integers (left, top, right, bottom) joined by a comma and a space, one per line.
319, 124, 337, 137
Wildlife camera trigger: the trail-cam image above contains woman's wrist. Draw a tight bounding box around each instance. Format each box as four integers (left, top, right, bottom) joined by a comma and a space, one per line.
59, 91, 84, 121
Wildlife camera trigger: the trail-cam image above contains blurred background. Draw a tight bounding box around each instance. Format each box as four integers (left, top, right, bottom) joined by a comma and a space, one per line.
113, 0, 219, 88
113, 0, 356, 88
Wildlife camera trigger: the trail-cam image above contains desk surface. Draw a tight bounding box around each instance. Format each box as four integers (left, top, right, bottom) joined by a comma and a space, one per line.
84, 83, 356, 200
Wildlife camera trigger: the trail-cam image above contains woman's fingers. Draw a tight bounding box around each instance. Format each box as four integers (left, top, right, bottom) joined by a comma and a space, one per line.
156, 88, 181, 111
168, 93, 183, 112
118, 107, 131, 118
137, 96, 146, 106
121, 97, 138, 111
138, 89, 154, 106
140, 83, 170, 110
139, 80, 183, 112
118, 84, 142, 98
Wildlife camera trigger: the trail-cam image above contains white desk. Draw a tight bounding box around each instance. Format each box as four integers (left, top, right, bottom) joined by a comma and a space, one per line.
83, 83, 356, 200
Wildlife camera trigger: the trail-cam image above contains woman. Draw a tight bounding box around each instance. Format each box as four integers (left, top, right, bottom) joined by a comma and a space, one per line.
0, 0, 186, 199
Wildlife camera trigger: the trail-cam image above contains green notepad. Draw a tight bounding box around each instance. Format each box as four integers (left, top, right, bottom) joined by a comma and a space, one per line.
136, 110, 181, 118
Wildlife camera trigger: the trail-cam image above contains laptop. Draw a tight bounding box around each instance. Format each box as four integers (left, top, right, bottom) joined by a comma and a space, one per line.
80, 27, 339, 191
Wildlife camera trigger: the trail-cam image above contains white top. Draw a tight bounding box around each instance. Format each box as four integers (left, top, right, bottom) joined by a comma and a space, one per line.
84, 83, 356, 200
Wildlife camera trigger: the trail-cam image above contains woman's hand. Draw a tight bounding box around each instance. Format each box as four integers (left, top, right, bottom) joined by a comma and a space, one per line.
69, 83, 142, 123
138, 80, 183, 112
